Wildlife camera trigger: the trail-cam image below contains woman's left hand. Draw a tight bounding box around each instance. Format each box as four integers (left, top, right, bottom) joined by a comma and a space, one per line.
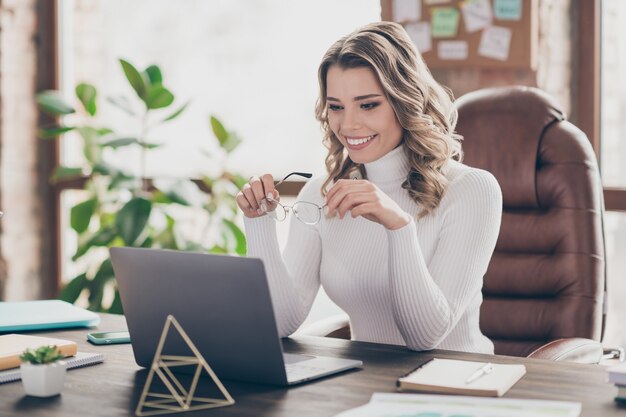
325, 179, 411, 230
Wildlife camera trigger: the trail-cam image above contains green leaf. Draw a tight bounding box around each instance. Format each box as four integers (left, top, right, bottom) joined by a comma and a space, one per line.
223, 219, 247, 256
51, 166, 83, 182
78, 126, 103, 164
208, 245, 228, 254
144, 65, 162, 85
75, 83, 97, 116
71, 198, 97, 233
154, 180, 204, 207
58, 273, 87, 304
100, 137, 140, 149
221, 133, 242, 153
210, 115, 228, 145
100, 137, 160, 149
106, 95, 136, 116
119, 59, 146, 99
227, 173, 248, 190
36, 91, 76, 115
108, 289, 124, 314
89, 259, 115, 310
116, 197, 152, 245
73, 227, 117, 261
39, 126, 76, 139
160, 101, 190, 123
145, 85, 174, 109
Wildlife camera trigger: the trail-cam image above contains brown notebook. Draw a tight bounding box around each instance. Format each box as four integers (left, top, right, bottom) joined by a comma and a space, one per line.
0, 334, 78, 371
397, 358, 526, 397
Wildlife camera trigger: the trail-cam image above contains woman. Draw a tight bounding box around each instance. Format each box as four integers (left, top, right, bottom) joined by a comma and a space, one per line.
236, 21, 502, 353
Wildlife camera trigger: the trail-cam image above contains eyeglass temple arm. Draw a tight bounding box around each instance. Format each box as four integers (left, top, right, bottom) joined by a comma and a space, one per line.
274, 172, 313, 188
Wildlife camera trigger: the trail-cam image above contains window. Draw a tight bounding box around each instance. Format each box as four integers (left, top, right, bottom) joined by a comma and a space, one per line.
600, 0, 626, 347
57, 0, 381, 282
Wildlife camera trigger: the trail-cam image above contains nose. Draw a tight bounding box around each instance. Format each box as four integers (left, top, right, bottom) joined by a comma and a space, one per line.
342, 107, 361, 131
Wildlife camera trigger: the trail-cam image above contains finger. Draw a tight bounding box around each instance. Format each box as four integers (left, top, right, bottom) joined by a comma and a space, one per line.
326, 179, 353, 203
241, 183, 260, 211
261, 174, 276, 200
249, 176, 266, 206
326, 183, 372, 213
236, 192, 259, 217
350, 202, 378, 219
336, 192, 374, 219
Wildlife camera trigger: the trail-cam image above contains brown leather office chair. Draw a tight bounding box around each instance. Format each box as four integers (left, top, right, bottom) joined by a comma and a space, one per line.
300, 86, 607, 363
455, 86, 606, 363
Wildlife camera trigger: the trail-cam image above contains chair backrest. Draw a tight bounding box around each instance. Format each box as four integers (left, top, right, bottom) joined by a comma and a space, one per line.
455, 86, 606, 357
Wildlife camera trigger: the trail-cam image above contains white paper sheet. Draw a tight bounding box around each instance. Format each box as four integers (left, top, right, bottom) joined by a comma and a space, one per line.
392, 0, 421, 22
437, 40, 468, 60
405, 22, 432, 53
461, 0, 493, 33
478, 25, 512, 60
334, 393, 581, 417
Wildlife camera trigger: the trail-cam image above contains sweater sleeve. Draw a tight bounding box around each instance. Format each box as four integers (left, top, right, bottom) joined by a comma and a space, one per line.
243, 181, 323, 337
386, 170, 502, 351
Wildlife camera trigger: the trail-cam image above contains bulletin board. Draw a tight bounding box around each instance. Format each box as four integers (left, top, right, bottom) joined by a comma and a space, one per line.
381, 0, 538, 69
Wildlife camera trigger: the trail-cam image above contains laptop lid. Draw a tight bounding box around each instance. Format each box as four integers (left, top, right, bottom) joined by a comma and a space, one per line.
110, 247, 289, 385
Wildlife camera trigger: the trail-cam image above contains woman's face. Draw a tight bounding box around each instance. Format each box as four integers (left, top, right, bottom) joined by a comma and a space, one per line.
326, 65, 403, 164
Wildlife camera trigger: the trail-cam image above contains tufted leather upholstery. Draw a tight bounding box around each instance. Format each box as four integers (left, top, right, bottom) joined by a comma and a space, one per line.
455, 86, 606, 358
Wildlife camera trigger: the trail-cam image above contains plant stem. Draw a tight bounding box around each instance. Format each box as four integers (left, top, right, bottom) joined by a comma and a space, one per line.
139, 110, 149, 193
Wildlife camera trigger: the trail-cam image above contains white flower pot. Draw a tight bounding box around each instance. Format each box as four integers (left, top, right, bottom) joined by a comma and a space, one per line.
20, 361, 67, 397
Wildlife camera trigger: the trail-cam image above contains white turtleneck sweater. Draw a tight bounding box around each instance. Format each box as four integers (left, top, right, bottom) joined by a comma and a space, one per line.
244, 146, 502, 353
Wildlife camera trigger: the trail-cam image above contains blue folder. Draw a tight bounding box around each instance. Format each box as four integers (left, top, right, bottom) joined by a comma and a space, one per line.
0, 300, 101, 332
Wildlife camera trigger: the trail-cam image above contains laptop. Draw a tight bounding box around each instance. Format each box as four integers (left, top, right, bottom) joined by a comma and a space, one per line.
110, 247, 362, 386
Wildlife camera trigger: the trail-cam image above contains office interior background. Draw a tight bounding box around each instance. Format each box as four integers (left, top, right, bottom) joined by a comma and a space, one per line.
0, 0, 625, 346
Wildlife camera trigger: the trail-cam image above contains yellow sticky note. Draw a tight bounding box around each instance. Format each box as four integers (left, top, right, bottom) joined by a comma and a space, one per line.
431, 7, 460, 38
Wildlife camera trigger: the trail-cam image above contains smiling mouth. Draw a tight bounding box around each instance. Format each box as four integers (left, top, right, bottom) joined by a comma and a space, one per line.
343, 134, 377, 148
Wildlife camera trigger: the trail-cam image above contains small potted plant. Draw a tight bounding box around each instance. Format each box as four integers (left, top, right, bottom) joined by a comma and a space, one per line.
19, 345, 67, 397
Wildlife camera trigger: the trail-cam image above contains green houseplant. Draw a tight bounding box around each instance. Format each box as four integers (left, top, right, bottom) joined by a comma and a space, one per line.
20, 345, 66, 397
37, 59, 247, 314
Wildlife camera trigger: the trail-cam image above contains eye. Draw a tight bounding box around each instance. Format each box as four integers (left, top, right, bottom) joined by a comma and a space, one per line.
328, 104, 343, 111
361, 102, 380, 110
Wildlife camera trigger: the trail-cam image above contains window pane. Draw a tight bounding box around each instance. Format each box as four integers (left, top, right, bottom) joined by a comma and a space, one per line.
59, 0, 381, 179
601, 0, 626, 187
603, 212, 626, 347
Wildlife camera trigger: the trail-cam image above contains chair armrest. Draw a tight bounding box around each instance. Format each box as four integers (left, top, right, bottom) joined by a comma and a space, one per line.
297, 314, 351, 339
527, 338, 603, 364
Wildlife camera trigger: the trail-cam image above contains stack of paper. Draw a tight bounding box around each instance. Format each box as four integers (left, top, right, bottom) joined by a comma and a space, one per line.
335, 393, 581, 417
0, 334, 78, 371
608, 363, 626, 402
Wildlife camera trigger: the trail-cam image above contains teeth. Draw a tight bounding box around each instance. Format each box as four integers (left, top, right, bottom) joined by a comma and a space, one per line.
346, 135, 375, 145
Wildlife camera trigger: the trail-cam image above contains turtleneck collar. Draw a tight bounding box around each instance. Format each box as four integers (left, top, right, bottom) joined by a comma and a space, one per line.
363, 145, 411, 184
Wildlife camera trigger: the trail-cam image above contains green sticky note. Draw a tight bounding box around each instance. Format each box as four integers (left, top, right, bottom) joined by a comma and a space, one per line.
431, 7, 460, 38
494, 0, 522, 20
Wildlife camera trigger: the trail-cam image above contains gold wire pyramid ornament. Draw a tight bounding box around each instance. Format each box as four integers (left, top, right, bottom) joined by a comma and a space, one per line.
135, 315, 235, 416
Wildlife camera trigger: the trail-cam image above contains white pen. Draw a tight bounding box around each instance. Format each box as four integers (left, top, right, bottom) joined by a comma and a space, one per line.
465, 362, 493, 384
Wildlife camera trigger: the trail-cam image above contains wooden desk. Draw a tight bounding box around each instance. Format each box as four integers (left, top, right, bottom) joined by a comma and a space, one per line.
0, 313, 624, 416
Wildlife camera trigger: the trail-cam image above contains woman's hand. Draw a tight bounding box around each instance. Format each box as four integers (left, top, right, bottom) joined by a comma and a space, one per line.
236, 174, 280, 219
325, 179, 411, 230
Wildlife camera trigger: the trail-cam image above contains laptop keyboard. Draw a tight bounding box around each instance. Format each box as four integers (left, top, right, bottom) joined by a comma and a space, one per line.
285, 362, 329, 380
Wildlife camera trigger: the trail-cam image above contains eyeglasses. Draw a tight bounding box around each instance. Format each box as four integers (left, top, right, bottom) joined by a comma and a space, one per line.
265, 172, 327, 225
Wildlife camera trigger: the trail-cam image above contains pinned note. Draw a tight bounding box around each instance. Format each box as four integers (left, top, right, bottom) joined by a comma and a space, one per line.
405, 22, 432, 53
438, 40, 468, 60
393, 0, 421, 23
461, 0, 493, 33
494, 0, 522, 20
431, 7, 460, 38
478, 26, 512, 60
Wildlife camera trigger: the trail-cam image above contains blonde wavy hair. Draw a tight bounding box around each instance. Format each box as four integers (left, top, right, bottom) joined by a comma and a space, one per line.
315, 21, 462, 217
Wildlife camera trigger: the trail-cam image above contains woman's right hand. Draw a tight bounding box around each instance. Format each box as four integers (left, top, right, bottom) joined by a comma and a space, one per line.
236, 174, 281, 218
